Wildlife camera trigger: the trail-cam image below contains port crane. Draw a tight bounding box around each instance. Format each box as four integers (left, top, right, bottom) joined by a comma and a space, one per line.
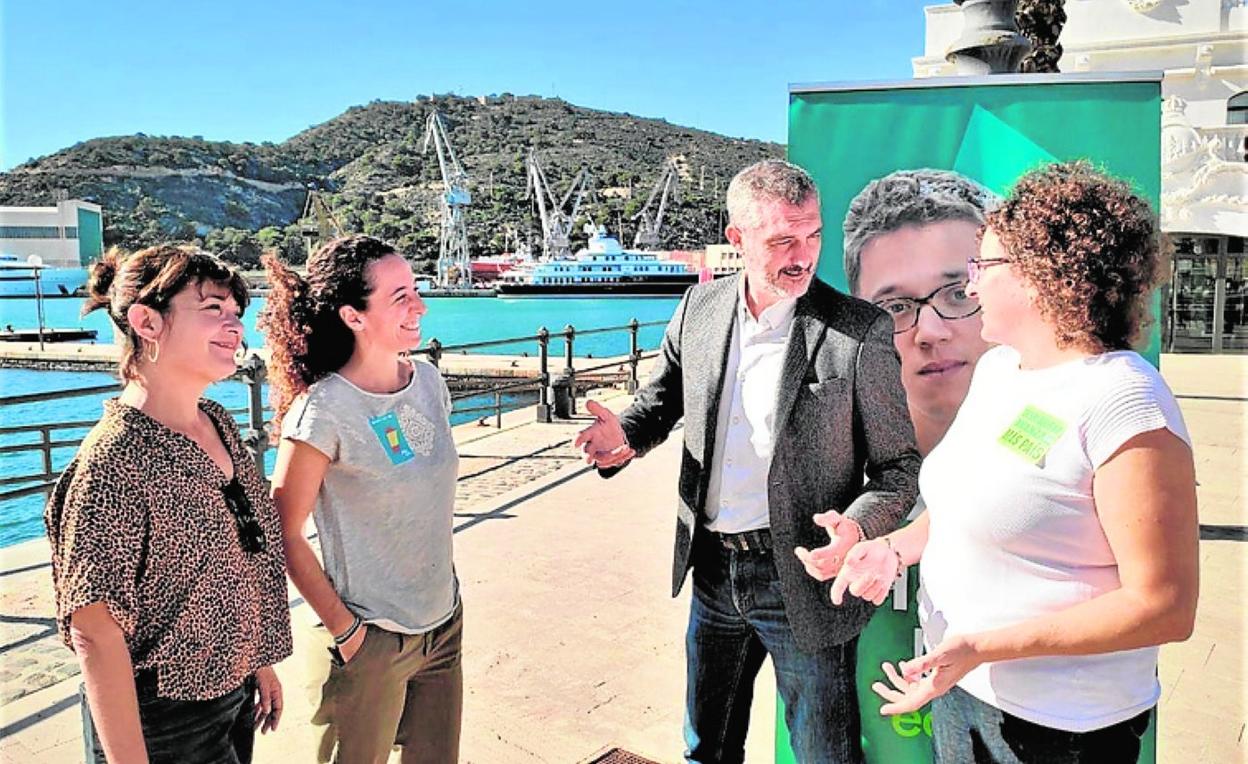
298, 184, 345, 259
632, 158, 679, 250
422, 110, 473, 288
526, 151, 592, 261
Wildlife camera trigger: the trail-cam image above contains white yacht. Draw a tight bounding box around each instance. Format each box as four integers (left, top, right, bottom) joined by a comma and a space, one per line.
495, 225, 700, 296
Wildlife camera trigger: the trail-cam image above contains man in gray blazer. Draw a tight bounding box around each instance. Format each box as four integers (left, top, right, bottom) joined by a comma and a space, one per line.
576, 159, 920, 764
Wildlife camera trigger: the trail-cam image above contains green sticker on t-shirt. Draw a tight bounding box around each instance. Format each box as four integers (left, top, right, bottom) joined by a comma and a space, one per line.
998, 405, 1067, 464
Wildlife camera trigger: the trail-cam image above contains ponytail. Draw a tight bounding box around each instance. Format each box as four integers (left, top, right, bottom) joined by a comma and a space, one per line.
260, 252, 323, 440
82, 248, 121, 319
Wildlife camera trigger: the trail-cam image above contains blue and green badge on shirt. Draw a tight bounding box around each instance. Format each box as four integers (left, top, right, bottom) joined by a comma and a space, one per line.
368, 411, 415, 465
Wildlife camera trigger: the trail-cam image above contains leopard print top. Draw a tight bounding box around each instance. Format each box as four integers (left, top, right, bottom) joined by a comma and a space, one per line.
45, 398, 292, 701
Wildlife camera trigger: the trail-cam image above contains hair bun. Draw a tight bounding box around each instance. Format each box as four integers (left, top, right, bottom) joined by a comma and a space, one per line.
81, 248, 123, 318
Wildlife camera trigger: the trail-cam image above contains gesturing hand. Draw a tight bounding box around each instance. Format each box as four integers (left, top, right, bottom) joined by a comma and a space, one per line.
575, 400, 636, 468
872, 635, 980, 715
829, 539, 900, 606
794, 510, 862, 582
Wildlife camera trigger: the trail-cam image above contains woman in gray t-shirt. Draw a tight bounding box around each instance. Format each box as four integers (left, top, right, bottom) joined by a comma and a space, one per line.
260, 235, 462, 764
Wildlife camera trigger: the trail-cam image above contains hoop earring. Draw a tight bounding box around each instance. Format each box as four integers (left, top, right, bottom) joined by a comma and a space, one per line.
145, 339, 160, 364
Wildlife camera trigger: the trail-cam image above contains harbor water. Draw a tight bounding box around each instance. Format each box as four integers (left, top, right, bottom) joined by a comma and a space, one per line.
0, 293, 681, 548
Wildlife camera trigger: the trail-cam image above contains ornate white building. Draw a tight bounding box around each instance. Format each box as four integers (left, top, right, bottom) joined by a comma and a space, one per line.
915, 0, 1247, 353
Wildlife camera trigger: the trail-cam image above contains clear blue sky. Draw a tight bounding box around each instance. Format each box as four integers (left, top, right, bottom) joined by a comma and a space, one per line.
1, 0, 937, 170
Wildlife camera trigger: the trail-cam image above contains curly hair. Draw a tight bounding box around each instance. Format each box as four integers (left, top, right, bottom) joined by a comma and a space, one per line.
82, 244, 249, 382
259, 235, 399, 439
843, 169, 997, 295
985, 161, 1163, 352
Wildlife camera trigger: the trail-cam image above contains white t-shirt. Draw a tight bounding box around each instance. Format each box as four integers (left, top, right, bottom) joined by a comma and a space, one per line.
918, 346, 1190, 732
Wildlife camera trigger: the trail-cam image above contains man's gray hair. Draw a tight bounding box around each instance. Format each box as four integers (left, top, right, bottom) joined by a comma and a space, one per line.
726, 159, 820, 229
843, 169, 998, 294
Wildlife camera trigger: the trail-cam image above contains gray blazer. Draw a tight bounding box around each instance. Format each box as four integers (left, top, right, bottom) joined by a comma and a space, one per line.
607, 274, 920, 650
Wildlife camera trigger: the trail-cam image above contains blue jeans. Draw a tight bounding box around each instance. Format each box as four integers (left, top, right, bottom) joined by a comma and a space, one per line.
684, 539, 861, 764
88, 672, 256, 764
932, 685, 1151, 764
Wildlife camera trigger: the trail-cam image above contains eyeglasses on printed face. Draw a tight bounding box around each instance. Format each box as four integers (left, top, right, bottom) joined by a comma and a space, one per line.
966, 256, 1011, 284
874, 281, 982, 335
222, 477, 266, 554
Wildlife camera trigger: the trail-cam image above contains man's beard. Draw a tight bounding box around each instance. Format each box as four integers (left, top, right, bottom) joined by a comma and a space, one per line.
763, 265, 812, 297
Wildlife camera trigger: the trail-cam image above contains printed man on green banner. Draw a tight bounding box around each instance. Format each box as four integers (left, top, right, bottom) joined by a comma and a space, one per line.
794, 169, 996, 762
844, 169, 997, 763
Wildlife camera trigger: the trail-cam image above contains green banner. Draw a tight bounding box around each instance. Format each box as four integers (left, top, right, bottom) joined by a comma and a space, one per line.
780, 76, 1162, 763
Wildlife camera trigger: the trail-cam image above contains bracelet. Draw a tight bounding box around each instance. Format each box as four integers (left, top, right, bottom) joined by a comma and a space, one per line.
333, 615, 363, 645
883, 537, 906, 580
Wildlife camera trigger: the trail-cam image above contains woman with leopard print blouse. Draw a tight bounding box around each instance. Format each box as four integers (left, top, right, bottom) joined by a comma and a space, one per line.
45, 245, 292, 764
261, 235, 463, 764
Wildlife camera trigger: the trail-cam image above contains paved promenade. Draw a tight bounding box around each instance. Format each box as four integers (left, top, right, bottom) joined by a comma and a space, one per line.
0, 354, 1242, 763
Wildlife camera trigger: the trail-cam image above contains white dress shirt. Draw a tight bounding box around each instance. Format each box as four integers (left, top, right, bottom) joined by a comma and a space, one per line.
703, 278, 797, 533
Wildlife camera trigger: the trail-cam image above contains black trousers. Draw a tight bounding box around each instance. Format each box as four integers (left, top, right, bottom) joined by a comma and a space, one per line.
932, 684, 1151, 764
87, 672, 256, 764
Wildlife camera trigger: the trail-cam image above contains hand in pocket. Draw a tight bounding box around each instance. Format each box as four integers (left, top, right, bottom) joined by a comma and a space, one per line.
332, 624, 369, 666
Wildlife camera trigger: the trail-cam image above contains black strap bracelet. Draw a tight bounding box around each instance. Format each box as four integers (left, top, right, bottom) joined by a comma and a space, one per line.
884, 536, 907, 580
334, 615, 363, 645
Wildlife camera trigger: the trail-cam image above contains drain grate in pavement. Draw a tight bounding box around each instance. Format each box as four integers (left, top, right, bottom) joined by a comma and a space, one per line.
585, 748, 661, 764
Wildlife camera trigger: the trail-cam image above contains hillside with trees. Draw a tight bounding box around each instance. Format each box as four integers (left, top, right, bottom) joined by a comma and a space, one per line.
0, 95, 782, 271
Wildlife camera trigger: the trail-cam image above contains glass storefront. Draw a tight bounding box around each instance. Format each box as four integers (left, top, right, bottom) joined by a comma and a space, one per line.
1164, 235, 1248, 354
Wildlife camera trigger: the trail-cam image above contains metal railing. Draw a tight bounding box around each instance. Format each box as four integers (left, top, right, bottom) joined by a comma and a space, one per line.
0, 382, 260, 503
418, 319, 663, 422
0, 319, 664, 506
